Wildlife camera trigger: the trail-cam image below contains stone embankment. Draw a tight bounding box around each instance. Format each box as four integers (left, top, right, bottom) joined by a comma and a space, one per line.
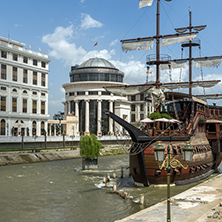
0, 145, 127, 166
0, 149, 81, 166
116, 174, 222, 222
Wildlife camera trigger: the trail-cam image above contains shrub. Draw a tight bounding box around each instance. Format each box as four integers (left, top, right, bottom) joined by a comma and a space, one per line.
148, 112, 172, 120
80, 134, 102, 159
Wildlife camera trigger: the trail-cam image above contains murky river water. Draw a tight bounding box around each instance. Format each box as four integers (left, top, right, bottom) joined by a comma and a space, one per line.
0, 154, 220, 222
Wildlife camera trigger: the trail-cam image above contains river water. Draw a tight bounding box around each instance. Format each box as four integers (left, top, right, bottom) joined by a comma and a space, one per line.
0, 154, 220, 222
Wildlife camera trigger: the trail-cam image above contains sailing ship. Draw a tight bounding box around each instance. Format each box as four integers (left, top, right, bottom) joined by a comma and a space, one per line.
105, 0, 222, 186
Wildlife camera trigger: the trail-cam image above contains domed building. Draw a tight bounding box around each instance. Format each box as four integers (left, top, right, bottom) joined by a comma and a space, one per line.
62, 57, 131, 136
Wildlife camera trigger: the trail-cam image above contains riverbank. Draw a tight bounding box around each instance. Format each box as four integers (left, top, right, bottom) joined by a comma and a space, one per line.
116, 173, 222, 222
0, 145, 127, 166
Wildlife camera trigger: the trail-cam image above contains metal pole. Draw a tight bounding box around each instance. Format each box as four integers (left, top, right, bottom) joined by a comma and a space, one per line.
189, 10, 192, 96
166, 145, 171, 222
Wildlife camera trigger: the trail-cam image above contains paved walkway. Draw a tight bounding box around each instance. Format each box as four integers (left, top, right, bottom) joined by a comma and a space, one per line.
116, 174, 222, 222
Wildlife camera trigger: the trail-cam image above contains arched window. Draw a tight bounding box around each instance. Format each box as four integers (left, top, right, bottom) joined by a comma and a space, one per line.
0, 119, 6, 135
32, 121, 36, 136
41, 121, 45, 135
23, 90, 28, 94
12, 88, 17, 93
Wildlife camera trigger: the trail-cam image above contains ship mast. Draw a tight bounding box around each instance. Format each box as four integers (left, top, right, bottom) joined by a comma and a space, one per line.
120, 0, 222, 108
156, 0, 160, 90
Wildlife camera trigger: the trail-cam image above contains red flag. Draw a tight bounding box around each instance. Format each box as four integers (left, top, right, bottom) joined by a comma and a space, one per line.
93, 42, 98, 47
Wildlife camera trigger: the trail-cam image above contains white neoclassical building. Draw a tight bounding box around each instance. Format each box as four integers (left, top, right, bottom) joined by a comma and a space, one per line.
62, 58, 131, 136
0, 36, 51, 137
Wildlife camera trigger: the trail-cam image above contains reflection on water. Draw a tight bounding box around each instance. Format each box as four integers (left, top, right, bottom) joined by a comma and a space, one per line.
0, 154, 220, 222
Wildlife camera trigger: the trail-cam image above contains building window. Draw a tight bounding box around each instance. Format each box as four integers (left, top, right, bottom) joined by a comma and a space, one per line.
13, 67, 17, 81
41, 121, 45, 135
32, 121, 36, 136
1, 51, 7, 58
131, 95, 136, 101
23, 69, 28, 83
23, 99, 27, 113
41, 101, 45, 114
140, 93, 144, 101
77, 92, 85, 95
69, 92, 74, 96
131, 113, 136, 122
32, 100, 37, 114
12, 88, 17, 93
13, 54, 18, 61
0, 96, 6, 111
140, 104, 144, 111
23, 56, 28, 63
41, 73, 45, 86
41, 61, 46, 68
101, 91, 110, 95
12, 97, 17, 112
32, 91, 37, 95
1, 64, 6, 80
0, 119, 6, 135
140, 113, 144, 120
131, 104, 136, 111
33, 59, 37, 66
89, 91, 98, 95
41, 93, 45, 96
23, 90, 28, 94
33, 71, 37, 85
1, 86, 6, 91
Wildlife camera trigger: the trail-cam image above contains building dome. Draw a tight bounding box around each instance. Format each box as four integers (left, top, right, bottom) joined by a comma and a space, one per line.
78, 58, 116, 69
69, 57, 124, 83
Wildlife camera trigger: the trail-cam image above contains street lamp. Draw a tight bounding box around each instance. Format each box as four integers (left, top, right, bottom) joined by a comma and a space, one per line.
153, 141, 194, 222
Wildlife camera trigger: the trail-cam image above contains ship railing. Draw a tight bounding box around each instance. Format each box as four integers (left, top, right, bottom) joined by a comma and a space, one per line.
154, 128, 183, 137
206, 130, 221, 139
186, 110, 205, 134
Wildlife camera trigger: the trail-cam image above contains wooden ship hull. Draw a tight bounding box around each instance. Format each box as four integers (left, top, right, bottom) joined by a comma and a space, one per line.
105, 1, 222, 186
107, 108, 222, 186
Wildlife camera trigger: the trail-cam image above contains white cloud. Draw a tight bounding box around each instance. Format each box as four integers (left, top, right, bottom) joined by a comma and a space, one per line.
42, 25, 87, 66
80, 13, 103, 30
80, 0, 85, 3
110, 39, 118, 47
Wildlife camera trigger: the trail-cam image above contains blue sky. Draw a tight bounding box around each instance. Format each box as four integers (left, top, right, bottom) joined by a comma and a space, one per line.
1, 0, 222, 117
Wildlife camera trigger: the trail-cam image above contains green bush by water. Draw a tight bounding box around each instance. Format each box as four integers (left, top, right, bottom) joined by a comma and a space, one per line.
80, 134, 102, 158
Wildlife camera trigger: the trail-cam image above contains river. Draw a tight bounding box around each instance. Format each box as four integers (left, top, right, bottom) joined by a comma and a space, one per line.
0, 154, 220, 222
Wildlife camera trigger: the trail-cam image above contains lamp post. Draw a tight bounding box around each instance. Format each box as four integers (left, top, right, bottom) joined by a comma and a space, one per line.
153, 141, 194, 222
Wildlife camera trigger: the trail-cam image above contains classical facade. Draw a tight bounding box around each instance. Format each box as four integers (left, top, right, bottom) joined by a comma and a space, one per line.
62, 58, 131, 136
0, 36, 51, 137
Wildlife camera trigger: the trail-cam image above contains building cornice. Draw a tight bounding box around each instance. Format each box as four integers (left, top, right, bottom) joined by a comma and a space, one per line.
0, 41, 51, 62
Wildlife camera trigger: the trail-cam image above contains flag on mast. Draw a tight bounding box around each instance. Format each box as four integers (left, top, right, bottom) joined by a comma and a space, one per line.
139, 0, 154, 9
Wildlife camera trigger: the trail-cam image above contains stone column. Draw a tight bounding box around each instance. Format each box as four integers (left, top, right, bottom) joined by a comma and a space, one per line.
49, 123, 51, 136
53, 123, 56, 136
85, 100, 90, 135
97, 100, 102, 136
109, 100, 114, 135
75, 100, 80, 136
67, 101, 70, 114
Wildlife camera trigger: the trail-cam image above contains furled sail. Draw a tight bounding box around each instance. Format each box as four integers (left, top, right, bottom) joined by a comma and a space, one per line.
139, 0, 154, 9
161, 34, 197, 48
122, 39, 154, 52
151, 88, 165, 110
162, 80, 220, 90
193, 56, 222, 68
195, 94, 222, 100
104, 84, 155, 96
160, 59, 187, 69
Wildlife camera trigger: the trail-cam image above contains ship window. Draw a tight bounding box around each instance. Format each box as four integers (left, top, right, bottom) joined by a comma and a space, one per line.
155, 169, 161, 176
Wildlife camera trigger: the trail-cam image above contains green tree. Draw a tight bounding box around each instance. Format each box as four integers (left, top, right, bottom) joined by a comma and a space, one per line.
148, 112, 172, 120
80, 134, 102, 159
